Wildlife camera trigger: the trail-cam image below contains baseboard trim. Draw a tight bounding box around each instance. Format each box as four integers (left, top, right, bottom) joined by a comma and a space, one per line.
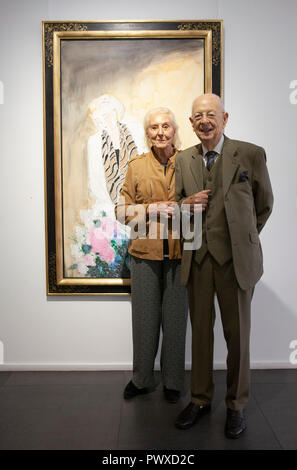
0, 362, 296, 371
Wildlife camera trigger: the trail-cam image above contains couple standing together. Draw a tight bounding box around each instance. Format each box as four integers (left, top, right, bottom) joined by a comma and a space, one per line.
117, 93, 273, 439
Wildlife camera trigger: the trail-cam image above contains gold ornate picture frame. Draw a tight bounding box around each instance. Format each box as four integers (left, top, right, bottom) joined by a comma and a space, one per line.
43, 20, 223, 295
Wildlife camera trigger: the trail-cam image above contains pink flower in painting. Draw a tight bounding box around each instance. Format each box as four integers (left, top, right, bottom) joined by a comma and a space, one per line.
101, 218, 117, 238
89, 228, 115, 264
84, 254, 96, 266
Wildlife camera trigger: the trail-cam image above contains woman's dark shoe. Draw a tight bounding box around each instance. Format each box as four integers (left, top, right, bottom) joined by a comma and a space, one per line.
175, 402, 211, 429
123, 380, 149, 399
163, 386, 180, 404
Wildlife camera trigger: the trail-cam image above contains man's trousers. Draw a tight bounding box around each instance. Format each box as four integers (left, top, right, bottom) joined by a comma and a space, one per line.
187, 254, 254, 410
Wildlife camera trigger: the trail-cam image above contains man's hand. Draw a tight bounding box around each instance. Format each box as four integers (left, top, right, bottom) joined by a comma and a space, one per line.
183, 190, 211, 211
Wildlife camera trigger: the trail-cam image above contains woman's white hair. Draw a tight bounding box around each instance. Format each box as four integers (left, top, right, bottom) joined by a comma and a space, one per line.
143, 106, 181, 150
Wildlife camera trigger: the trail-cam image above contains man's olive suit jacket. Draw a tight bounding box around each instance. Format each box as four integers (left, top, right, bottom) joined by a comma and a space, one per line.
175, 136, 274, 290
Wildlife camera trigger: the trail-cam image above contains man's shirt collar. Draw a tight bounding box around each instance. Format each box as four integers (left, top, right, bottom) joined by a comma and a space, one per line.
202, 135, 224, 157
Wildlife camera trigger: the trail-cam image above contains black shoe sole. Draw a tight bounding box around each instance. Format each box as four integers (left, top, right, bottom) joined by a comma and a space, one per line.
225, 426, 246, 439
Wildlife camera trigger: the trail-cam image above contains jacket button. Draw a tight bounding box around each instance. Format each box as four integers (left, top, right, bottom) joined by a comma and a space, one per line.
167, 186, 170, 190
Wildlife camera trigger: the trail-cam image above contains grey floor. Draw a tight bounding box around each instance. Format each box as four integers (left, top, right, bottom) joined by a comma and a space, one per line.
0, 370, 296, 450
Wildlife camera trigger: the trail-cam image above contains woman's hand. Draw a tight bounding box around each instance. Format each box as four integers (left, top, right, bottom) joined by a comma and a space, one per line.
147, 201, 178, 218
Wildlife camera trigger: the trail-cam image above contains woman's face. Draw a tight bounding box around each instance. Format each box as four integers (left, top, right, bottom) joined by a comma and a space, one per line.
146, 113, 176, 150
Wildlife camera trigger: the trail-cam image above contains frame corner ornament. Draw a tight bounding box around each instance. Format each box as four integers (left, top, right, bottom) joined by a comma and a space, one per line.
44, 22, 88, 68
177, 22, 222, 66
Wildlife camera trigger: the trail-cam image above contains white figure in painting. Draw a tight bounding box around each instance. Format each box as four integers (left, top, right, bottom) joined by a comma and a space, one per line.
87, 94, 145, 216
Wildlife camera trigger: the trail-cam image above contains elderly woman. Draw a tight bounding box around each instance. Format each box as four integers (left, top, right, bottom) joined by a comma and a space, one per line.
117, 107, 188, 403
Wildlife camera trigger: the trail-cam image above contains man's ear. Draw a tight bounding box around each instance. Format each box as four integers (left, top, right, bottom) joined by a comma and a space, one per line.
223, 112, 229, 128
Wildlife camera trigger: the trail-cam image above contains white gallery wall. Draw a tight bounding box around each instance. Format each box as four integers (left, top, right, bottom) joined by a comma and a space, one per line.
0, 0, 296, 370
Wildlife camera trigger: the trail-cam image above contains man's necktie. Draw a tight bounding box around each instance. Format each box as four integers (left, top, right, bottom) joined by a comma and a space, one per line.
205, 151, 217, 171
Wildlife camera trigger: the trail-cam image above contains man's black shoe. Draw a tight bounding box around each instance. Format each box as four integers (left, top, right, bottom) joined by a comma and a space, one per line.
225, 408, 246, 439
123, 380, 149, 399
175, 402, 211, 429
163, 386, 180, 404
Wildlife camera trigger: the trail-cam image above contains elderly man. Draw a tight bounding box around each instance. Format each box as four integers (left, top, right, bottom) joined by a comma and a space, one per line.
174, 94, 273, 438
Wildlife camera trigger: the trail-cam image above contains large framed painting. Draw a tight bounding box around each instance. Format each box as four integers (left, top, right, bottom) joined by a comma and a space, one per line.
43, 20, 223, 295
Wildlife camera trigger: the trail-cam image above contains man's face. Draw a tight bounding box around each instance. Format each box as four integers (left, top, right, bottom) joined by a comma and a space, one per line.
190, 95, 228, 149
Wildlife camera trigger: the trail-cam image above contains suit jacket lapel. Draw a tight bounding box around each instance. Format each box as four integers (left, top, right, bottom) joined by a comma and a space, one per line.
222, 136, 239, 196
190, 144, 204, 191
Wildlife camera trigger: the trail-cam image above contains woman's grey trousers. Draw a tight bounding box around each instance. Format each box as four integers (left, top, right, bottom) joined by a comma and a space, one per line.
130, 255, 188, 391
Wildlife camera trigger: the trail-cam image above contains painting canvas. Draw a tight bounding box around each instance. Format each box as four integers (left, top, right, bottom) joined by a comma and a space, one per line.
43, 21, 223, 295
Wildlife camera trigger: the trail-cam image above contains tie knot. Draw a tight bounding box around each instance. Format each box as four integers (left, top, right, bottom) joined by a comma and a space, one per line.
206, 151, 217, 158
